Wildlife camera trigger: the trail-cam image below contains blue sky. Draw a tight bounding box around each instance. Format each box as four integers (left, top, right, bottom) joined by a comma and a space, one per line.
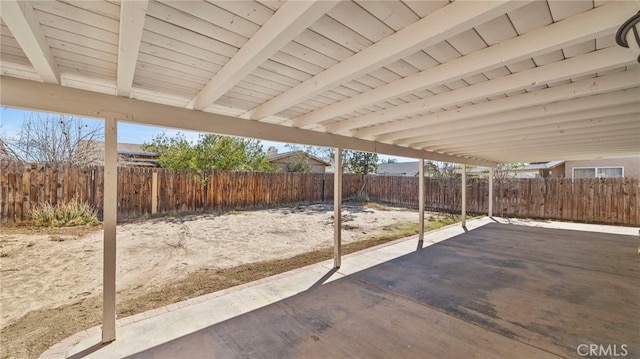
0, 107, 410, 162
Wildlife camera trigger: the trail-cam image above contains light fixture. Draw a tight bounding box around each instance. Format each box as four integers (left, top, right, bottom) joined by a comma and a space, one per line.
616, 10, 640, 63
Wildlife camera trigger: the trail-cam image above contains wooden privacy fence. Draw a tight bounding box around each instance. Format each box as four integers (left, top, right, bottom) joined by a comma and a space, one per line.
1, 161, 639, 226
0, 162, 365, 223
362, 176, 639, 226
363, 176, 486, 213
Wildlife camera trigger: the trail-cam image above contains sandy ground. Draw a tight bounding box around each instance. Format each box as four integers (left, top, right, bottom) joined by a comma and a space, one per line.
0, 203, 419, 329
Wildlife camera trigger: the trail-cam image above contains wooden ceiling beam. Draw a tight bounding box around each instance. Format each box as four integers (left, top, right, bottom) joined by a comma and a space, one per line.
410, 110, 639, 149
425, 120, 639, 153
353, 69, 640, 139
310, 1, 637, 132
191, 0, 339, 111
467, 143, 640, 163
116, 0, 149, 97
243, 0, 528, 120
1, 0, 59, 83
391, 87, 640, 145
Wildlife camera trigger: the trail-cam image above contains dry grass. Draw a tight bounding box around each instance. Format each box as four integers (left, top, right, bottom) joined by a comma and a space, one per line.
29, 198, 98, 227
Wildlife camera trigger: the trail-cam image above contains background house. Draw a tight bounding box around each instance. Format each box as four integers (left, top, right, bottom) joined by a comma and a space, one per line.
380, 157, 640, 179
267, 147, 330, 173
509, 161, 566, 178
378, 161, 460, 177
471, 158, 640, 179
513, 157, 640, 179
84, 141, 159, 167
564, 157, 639, 179
377, 162, 421, 176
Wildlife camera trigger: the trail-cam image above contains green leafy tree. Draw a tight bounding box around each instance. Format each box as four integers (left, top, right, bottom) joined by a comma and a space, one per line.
283, 143, 378, 174
143, 133, 194, 172
192, 134, 274, 172
284, 144, 332, 161
143, 133, 275, 209
284, 151, 313, 173
344, 151, 379, 174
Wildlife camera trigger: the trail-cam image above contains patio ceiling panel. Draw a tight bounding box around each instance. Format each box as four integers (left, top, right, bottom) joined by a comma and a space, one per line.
191, 0, 339, 111
148, 2, 249, 49
269, 50, 324, 76
414, 102, 640, 148
445, 128, 640, 159
376, 80, 640, 144
326, 1, 395, 43
1, 1, 60, 83
547, 0, 593, 21
411, 105, 640, 148
213, 1, 275, 26
421, 119, 640, 158
507, 0, 553, 35
361, 1, 420, 31
323, 1, 634, 134
247, 0, 527, 123
216, 93, 262, 112
0, 20, 41, 81
474, 14, 518, 46
341, 51, 636, 139
403, 99, 638, 148
1, 0, 638, 165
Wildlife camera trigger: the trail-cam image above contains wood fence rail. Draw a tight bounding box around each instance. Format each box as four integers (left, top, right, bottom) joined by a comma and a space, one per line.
1, 162, 638, 226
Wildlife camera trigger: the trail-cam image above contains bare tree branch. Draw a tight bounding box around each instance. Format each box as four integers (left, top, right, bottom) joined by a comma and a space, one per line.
4, 113, 103, 166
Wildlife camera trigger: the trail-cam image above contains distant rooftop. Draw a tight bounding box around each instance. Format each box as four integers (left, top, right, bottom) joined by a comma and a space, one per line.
377, 162, 420, 176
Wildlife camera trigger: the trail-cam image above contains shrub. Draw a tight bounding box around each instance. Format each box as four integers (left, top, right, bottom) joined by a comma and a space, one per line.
349, 191, 370, 203
30, 198, 98, 227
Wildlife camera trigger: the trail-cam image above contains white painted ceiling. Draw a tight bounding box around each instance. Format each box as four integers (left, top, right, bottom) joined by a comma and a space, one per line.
1, 0, 639, 165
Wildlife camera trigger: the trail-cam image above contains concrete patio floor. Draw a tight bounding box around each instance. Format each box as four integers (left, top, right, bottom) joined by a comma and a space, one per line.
44, 217, 639, 358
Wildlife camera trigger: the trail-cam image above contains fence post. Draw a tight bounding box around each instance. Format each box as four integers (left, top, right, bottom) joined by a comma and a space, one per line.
151, 172, 158, 215
89, 169, 95, 207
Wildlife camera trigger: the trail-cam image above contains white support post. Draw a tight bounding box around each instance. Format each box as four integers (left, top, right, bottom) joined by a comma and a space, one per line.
418, 159, 425, 241
334, 148, 342, 269
488, 167, 494, 217
102, 117, 118, 343
461, 164, 467, 228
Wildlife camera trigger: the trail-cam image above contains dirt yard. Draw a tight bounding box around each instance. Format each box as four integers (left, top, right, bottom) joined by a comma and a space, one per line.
1, 203, 446, 358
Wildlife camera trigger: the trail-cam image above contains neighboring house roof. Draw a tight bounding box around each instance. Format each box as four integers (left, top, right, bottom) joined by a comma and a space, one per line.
466, 167, 490, 174
82, 141, 159, 167
518, 161, 565, 171
267, 151, 331, 167
466, 161, 565, 174
377, 162, 420, 176
82, 140, 157, 155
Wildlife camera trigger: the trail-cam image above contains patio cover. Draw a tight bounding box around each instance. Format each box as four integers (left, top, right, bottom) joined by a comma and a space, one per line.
1, 0, 638, 164
1, 0, 639, 345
